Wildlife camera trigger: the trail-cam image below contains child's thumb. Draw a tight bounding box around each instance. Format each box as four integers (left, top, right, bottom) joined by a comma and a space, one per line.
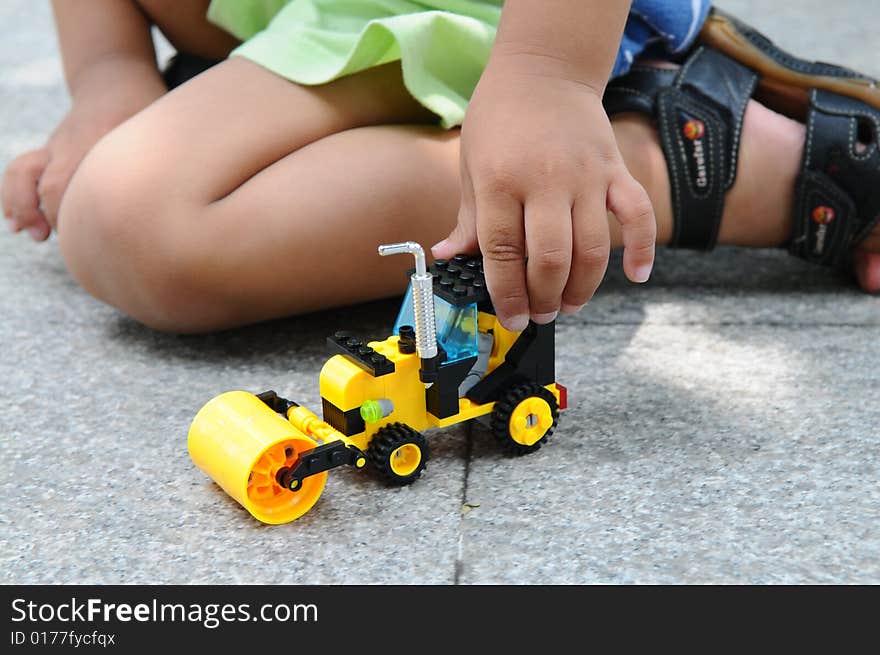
431, 215, 479, 260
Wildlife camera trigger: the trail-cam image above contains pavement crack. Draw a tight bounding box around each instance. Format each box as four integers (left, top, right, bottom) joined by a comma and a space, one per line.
453, 421, 475, 585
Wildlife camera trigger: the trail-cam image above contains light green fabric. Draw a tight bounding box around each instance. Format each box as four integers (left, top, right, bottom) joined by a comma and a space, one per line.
207, 0, 503, 127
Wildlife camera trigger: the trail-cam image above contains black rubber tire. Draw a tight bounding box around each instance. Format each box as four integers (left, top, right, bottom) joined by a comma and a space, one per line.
491, 383, 559, 455
368, 422, 430, 485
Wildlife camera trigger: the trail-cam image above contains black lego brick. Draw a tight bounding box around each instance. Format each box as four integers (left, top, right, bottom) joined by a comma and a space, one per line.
426, 355, 477, 420
328, 331, 395, 377
322, 397, 366, 435
428, 254, 493, 309
465, 321, 555, 404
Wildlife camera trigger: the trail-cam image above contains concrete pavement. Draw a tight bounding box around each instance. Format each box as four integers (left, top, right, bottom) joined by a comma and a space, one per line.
1, 0, 878, 584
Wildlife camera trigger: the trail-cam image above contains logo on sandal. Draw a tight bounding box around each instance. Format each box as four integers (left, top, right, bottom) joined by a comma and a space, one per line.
683, 120, 705, 141
678, 113, 710, 193
811, 205, 835, 225
811, 205, 836, 255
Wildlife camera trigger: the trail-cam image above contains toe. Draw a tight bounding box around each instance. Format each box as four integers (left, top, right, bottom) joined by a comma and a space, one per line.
853, 249, 880, 293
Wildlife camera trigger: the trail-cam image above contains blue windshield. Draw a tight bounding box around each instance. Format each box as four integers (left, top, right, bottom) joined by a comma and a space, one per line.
434, 297, 478, 362
393, 286, 478, 363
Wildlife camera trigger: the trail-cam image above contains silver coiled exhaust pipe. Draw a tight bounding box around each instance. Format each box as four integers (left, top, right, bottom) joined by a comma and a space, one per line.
378, 242, 439, 383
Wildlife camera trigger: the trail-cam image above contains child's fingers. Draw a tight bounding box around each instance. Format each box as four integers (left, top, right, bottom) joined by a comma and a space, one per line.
2, 148, 49, 235
36, 156, 76, 229
476, 188, 529, 332
432, 162, 479, 259
432, 212, 479, 261
607, 169, 656, 283
524, 195, 572, 322
560, 195, 610, 313
22, 220, 51, 242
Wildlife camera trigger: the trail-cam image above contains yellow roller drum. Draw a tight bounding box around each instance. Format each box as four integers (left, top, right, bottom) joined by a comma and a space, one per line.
188, 391, 327, 524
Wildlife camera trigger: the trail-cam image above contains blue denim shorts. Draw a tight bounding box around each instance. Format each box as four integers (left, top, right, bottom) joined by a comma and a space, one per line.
612, 0, 714, 77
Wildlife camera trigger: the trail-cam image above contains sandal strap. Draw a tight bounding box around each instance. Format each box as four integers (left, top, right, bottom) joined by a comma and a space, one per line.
705, 8, 872, 84
603, 66, 677, 116
605, 48, 757, 250
790, 90, 880, 268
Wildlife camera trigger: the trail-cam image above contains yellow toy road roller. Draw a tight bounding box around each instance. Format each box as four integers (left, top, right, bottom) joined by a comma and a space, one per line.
189, 242, 568, 524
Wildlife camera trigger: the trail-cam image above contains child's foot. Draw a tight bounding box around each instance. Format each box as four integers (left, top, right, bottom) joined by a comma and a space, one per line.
616, 98, 880, 293
604, 18, 880, 293
702, 98, 880, 295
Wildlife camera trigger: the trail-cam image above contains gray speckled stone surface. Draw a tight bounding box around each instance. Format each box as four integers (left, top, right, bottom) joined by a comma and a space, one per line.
1, 1, 878, 584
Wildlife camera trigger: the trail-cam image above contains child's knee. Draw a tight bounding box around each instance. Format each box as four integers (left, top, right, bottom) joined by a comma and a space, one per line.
58, 141, 219, 333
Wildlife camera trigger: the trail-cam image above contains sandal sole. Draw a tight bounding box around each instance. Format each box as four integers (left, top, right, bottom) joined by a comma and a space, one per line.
699, 8, 880, 111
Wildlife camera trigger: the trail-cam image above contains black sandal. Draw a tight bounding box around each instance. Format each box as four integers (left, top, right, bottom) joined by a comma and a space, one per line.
603, 9, 880, 272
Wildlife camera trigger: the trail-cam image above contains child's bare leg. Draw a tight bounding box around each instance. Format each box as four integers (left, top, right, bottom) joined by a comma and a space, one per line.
58, 57, 439, 331
59, 56, 880, 333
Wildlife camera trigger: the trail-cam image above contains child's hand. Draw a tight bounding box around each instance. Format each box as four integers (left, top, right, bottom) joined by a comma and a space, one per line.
2, 104, 120, 240
3, 64, 164, 240
433, 58, 656, 331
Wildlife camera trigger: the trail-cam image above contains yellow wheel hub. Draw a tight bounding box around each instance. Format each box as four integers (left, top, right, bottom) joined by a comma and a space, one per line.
389, 443, 422, 477
246, 435, 326, 521
509, 396, 554, 446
